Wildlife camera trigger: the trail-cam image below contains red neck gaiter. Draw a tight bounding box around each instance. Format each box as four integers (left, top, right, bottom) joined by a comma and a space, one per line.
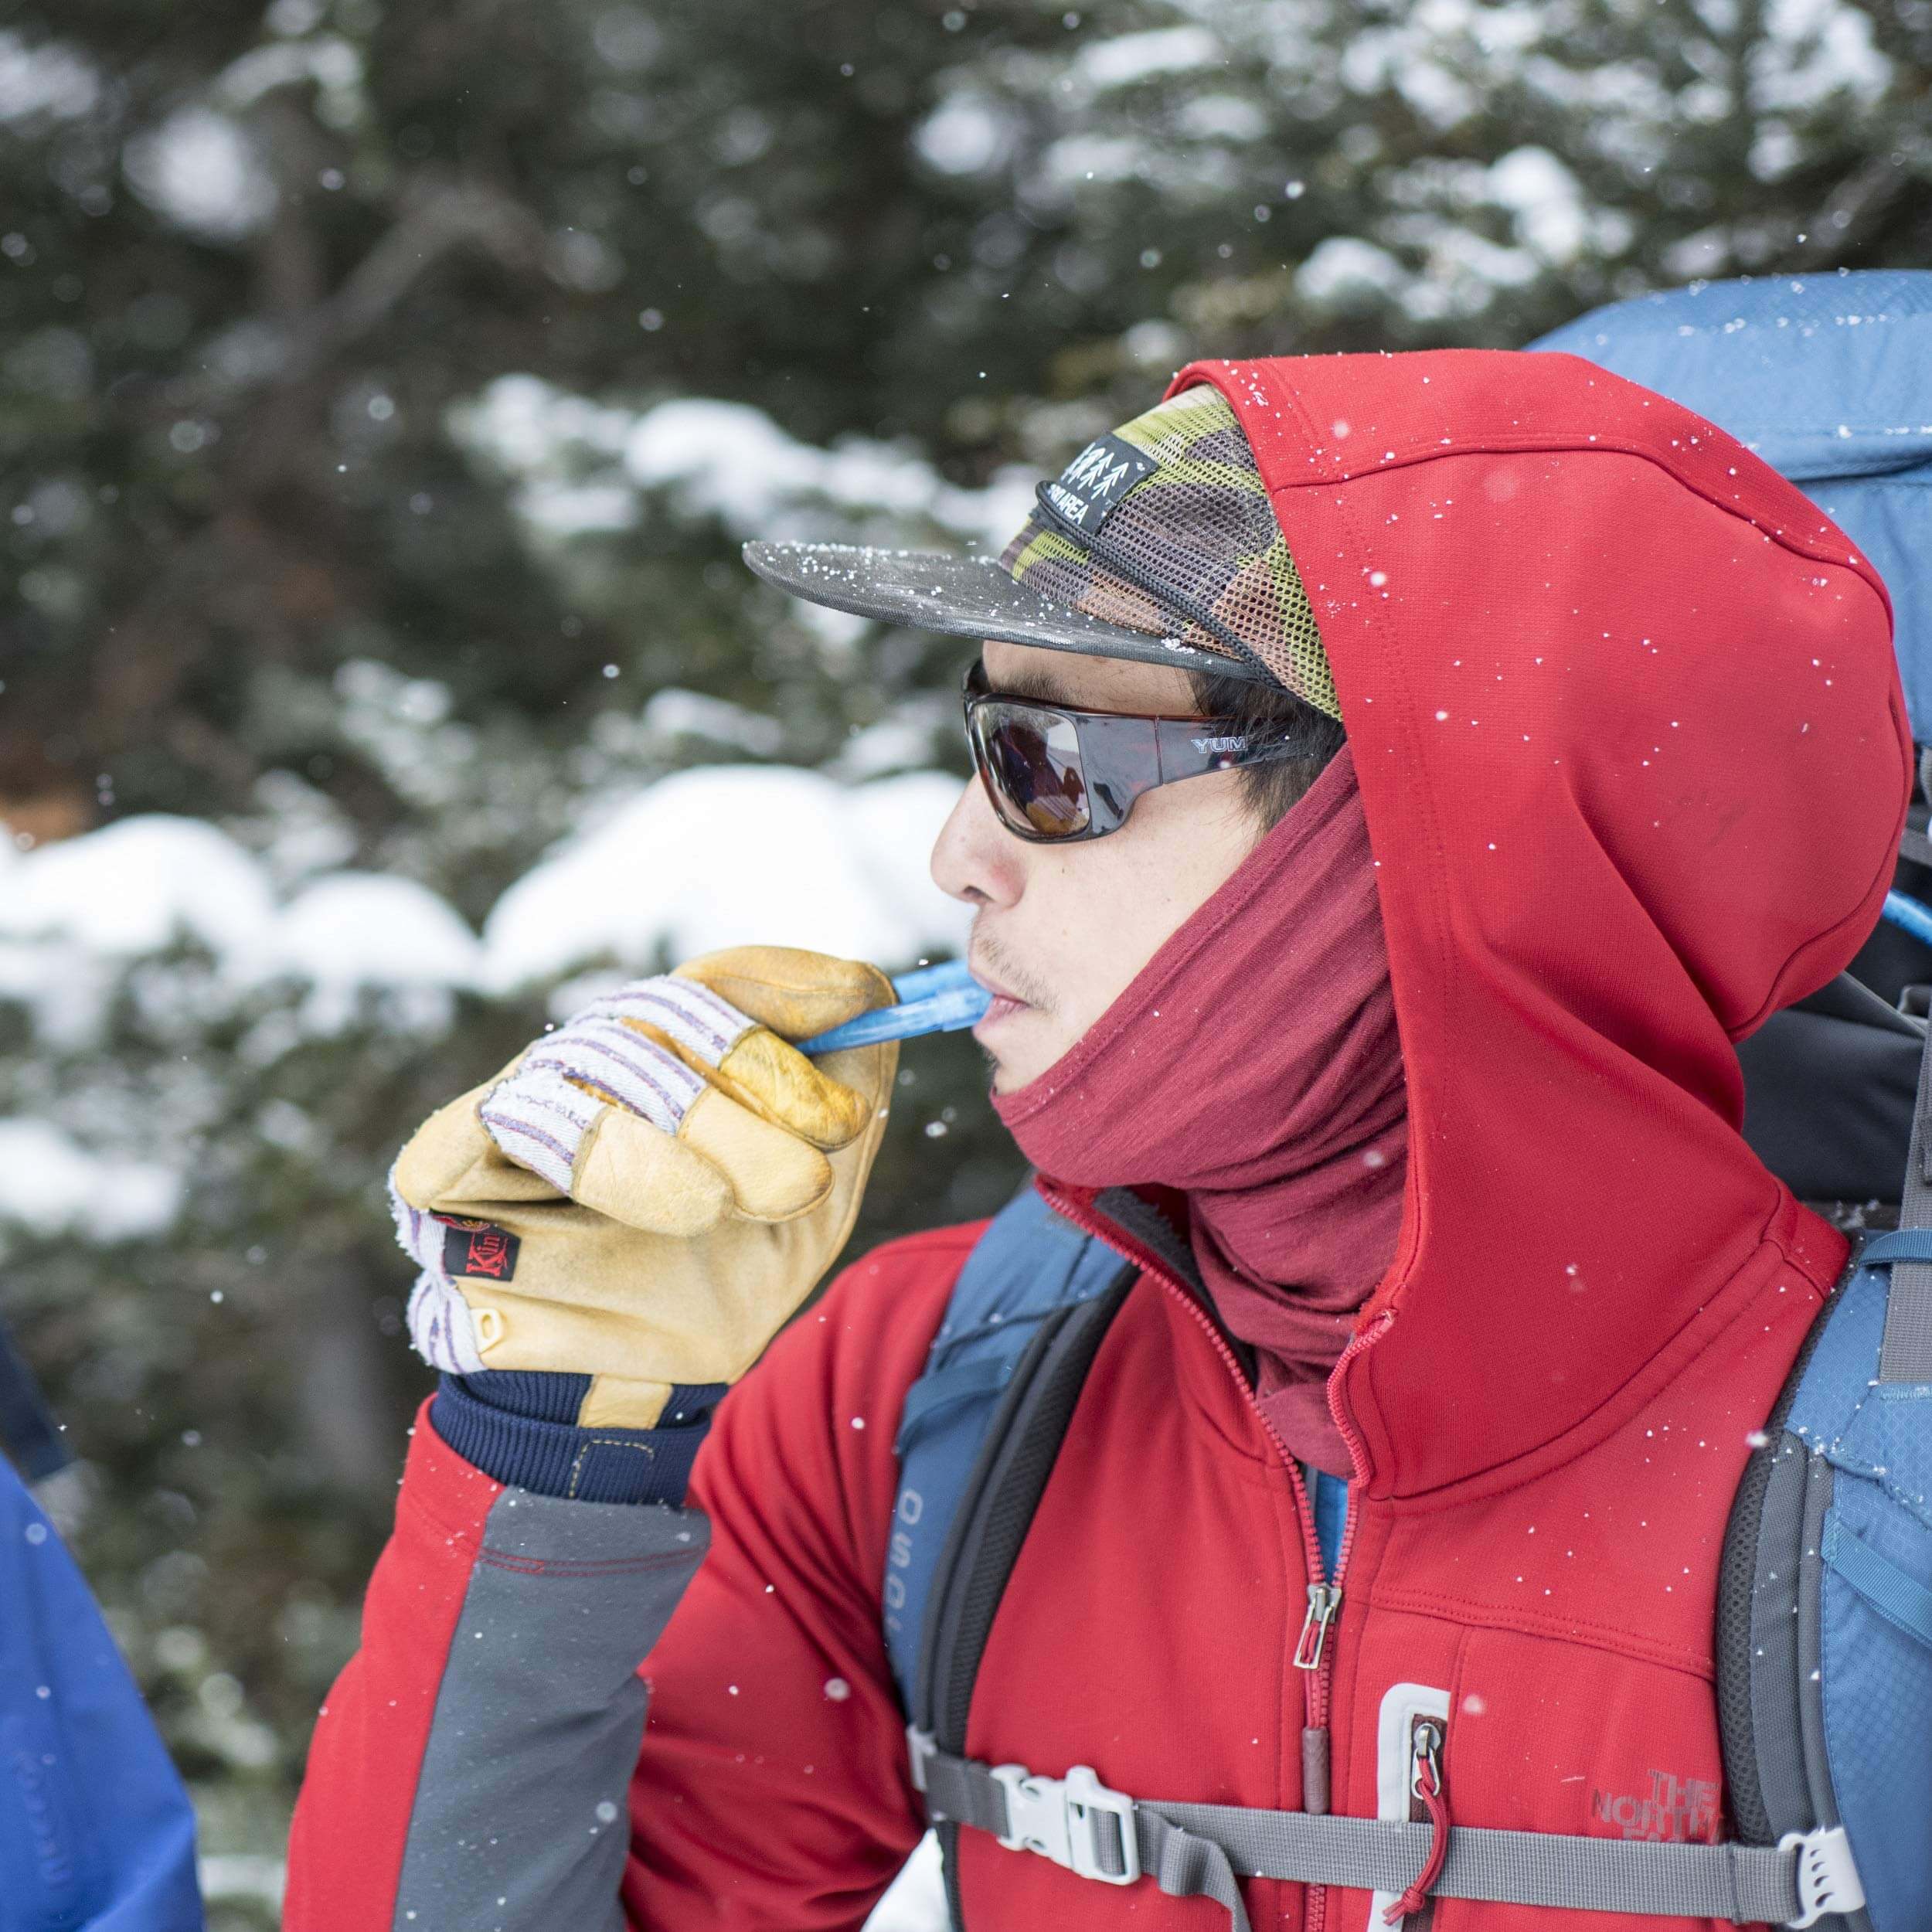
991, 745, 1406, 1477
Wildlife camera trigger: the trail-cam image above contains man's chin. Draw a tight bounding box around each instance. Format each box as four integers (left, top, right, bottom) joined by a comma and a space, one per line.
971, 992, 1071, 1097
980, 1037, 1060, 1098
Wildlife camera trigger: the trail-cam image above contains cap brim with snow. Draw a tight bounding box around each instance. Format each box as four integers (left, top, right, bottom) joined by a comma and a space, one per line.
741, 539, 1277, 685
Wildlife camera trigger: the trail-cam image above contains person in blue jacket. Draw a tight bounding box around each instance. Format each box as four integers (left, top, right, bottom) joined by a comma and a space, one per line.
1, 1318, 203, 1932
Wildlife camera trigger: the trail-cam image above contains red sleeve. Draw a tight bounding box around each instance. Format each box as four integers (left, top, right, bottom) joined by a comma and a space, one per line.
287, 1398, 719, 1932
284, 1415, 504, 1928
285, 1222, 977, 1932
621, 1223, 979, 1929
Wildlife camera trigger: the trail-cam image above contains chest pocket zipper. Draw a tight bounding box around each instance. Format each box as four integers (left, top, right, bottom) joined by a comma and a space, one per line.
1383, 1716, 1449, 1927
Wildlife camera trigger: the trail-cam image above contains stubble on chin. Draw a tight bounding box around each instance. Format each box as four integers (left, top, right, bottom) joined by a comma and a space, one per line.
983, 1053, 1015, 1097
969, 927, 1058, 1018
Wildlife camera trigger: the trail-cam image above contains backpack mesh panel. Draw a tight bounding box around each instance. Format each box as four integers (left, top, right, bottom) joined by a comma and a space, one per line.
1000, 387, 1342, 721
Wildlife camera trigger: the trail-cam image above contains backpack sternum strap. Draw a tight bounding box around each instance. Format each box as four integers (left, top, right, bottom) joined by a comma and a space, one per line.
910, 1740, 1860, 1930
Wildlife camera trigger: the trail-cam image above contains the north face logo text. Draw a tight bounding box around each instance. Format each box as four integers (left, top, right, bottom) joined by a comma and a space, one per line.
1039, 434, 1158, 535
438, 1217, 521, 1282
1590, 1770, 1720, 1843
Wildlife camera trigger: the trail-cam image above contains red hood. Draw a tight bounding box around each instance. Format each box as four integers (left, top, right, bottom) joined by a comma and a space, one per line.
1163, 349, 1909, 1502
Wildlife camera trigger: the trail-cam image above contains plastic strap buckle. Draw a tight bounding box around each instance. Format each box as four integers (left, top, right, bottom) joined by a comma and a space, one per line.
1780, 1826, 1866, 1929
991, 1762, 1140, 1886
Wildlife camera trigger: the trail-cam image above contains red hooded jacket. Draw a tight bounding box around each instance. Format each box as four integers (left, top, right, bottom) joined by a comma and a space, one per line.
290, 349, 1908, 1932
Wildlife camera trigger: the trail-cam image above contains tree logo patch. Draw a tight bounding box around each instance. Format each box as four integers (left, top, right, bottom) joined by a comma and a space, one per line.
1039, 434, 1158, 536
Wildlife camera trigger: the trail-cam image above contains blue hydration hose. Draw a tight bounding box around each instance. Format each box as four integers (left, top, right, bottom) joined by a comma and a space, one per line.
798, 957, 991, 1054
810, 897, 1932, 1054
817, 898, 1932, 1053
1883, 891, 1932, 949
805, 896, 1932, 1053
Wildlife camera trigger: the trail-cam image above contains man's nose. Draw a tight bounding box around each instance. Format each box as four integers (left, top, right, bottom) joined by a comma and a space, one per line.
930, 775, 1022, 909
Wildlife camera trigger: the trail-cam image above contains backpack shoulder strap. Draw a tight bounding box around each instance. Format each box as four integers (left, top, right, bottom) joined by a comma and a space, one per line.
886, 1183, 1136, 1931
1880, 1009, 1932, 1378
1716, 1012, 1932, 1931
884, 1182, 1133, 1709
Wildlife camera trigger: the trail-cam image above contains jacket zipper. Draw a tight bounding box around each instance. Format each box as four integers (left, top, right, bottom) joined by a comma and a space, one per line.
1039, 1184, 1393, 1932
1300, 1311, 1387, 1932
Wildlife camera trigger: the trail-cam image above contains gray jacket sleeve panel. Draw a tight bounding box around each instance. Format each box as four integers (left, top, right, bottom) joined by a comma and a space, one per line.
392, 1485, 710, 1932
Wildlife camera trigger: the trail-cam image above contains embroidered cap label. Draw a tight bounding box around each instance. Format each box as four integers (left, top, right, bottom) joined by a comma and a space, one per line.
438, 1216, 521, 1282
1039, 434, 1159, 536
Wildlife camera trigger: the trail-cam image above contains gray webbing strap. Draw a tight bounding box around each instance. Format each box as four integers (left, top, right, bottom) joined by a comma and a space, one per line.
1901, 824, 1932, 869
1136, 1810, 1252, 1932
1879, 1019, 1932, 1380
917, 1744, 1847, 1928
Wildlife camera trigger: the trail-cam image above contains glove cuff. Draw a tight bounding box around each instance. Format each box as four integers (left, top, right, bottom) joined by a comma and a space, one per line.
430, 1371, 726, 1506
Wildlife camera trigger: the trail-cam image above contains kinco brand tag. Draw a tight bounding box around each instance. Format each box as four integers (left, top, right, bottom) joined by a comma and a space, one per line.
437, 1216, 522, 1282
1039, 434, 1159, 536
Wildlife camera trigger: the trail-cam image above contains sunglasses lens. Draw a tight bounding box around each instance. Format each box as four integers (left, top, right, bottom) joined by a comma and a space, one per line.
973, 702, 1091, 838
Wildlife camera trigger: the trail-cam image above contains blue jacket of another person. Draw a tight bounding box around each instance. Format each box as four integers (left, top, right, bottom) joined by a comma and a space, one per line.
1, 1451, 203, 1931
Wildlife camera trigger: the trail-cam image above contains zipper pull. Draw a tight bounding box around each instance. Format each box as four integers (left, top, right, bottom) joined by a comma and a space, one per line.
1301, 1726, 1331, 1815
1410, 1718, 1444, 1806
1291, 1582, 1342, 1672
1383, 1718, 1450, 1926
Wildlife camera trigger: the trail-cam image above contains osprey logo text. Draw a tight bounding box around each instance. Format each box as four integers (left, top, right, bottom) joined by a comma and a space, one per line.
1041, 434, 1159, 534
1589, 1769, 1720, 1843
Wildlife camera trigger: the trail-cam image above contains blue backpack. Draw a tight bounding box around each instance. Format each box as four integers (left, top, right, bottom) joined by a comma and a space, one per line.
886, 274, 1932, 1932
1534, 270, 1932, 741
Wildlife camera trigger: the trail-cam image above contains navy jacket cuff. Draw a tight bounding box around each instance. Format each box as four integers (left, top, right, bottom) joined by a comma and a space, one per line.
430, 1369, 726, 1506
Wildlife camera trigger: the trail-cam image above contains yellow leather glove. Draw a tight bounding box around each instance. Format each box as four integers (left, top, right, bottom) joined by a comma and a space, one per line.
389, 947, 897, 1427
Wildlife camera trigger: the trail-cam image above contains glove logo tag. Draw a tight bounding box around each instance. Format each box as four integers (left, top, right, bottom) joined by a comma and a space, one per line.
437, 1216, 522, 1282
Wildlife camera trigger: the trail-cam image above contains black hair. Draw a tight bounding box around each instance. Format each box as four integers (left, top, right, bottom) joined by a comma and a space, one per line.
1187, 665, 1346, 829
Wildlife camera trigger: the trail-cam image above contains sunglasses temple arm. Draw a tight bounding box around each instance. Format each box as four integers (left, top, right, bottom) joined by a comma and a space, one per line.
1151, 716, 1236, 781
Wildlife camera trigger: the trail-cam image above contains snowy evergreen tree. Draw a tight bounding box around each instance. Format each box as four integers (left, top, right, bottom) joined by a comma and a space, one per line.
0, 1, 1925, 1919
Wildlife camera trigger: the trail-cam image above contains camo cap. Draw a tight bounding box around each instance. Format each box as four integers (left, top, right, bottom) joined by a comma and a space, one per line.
743, 385, 1341, 718
1001, 386, 1338, 717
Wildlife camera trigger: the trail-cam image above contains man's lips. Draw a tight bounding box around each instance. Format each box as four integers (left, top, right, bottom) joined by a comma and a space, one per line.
968, 954, 1031, 1026
973, 994, 1029, 1039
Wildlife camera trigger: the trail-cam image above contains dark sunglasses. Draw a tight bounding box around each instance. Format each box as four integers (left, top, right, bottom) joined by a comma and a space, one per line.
961, 658, 1329, 844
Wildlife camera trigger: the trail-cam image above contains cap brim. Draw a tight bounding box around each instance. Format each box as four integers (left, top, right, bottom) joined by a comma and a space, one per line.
741, 540, 1276, 685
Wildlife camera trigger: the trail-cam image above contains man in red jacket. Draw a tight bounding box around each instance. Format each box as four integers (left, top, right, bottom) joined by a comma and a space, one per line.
287, 350, 1906, 1932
